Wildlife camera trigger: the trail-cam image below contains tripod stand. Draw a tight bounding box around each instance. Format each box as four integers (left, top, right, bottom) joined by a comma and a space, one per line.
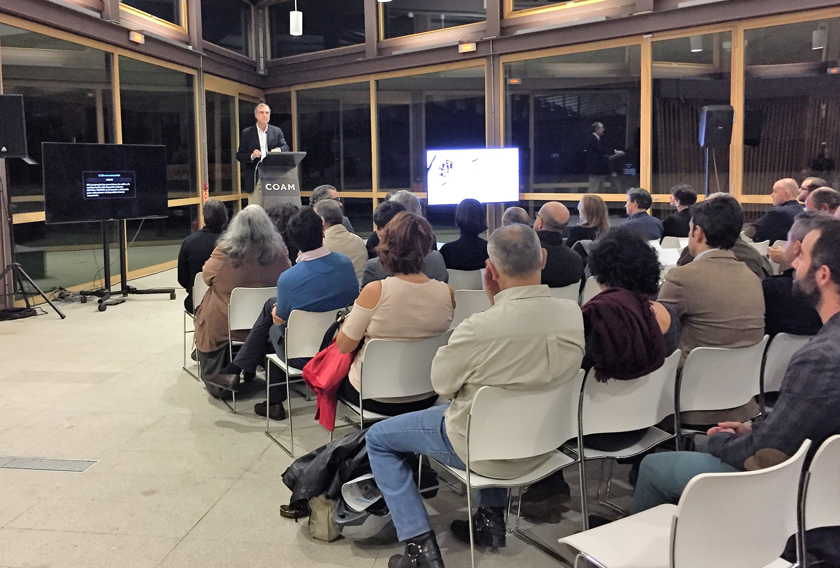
79, 219, 176, 312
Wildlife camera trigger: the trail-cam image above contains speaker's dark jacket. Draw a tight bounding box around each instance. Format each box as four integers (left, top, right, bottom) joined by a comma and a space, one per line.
236, 124, 289, 193
583, 133, 613, 176
537, 230, 584, 288
662, 208, 692, 238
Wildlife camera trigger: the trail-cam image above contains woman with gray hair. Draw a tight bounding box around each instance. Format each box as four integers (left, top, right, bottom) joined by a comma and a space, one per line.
194, 205, 291, 379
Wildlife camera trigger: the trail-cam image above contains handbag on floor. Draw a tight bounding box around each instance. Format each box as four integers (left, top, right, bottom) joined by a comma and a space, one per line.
307, 495, 341, 542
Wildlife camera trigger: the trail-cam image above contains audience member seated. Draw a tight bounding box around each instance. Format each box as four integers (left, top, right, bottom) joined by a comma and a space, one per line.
623, 188, 664, 240
204, 207, 359, 420
362, 202, 448, 288
335, 212, 454, 416
365, 190, 423, 258
658, 194, 765, 424
194, 205, 291, 379
744, 178, 803, 243
534, 201, 584, 288
805, 186, 840, 215
310, 184, 355, 233
566, 194, 610, 249
762, 212, 827, 337
439, 198, 489, 271
635, 219, 840, 568
662, 184, 697, 238
798, 176, 828, 203
178, 198, 227, 314
314, 200, 367, 279
365, 224, 585, 567
501, 206, 530, 226
266, 203, 300, 264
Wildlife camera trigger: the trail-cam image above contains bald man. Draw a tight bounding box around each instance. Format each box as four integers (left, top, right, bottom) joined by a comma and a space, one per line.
502, 206, 531, 226
798, 176, 828, 203
533, 201, 584, 287
744, 178, 803, 244
806, 187, 840, 215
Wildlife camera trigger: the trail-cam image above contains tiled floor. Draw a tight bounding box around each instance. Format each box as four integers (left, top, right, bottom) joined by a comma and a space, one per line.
0, 269, 628, 568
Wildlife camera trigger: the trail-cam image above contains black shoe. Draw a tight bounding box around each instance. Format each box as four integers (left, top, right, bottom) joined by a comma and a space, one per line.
242, 370, 256, 383
254, 401, 286, 421
388, 530, 445, 568
518, 493, 568, 524
522, 470, 571, 504
450, 507, 506, 551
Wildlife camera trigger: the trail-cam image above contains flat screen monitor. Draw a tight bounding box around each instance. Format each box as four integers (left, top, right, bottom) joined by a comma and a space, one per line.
426, 148, 519, 206
43, 143, 169, 224
0, 94, 28, 159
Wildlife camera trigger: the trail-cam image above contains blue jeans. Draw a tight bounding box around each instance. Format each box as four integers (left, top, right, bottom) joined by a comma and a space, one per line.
634, 448, 739, 512
366, 404, 507, 542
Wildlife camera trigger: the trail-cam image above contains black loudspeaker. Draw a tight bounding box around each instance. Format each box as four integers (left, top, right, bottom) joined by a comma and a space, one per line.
698, 105, 734, 148
0, 94, 28, 159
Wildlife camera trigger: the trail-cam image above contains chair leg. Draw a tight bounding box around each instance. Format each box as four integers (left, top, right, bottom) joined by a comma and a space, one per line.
466, 474, 476, 568
417, 456, 423, 491
578, 457, 590, 531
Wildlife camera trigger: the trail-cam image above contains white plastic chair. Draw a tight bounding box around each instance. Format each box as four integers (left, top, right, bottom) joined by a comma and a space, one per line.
741, 230, 752, 243
760, 333, 811, 413
660, 236, 681, 249
559, 440, 810, 568
451, 289, 491, 329
769, 240, 787, 275
550, 281, 581, 301
432, 371, 586, 568
802, 435, 840, 568
678, 237, 689, 249
265, 309, 338, 457
676, 336, 769, 446
447, 269, 483, 291
562, 351, 680, 515
648, 239, 662, 251
749, 240, 770, 256
580, 276, 601, 305
658, 248, 681, 267
335, 330, 453, 436
183, 272, 209, 381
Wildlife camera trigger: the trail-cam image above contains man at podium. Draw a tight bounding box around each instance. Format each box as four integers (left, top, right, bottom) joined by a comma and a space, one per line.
236, 103, 289, 206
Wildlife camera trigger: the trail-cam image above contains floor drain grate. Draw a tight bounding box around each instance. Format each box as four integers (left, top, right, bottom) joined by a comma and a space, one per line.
0, 456, 96, 473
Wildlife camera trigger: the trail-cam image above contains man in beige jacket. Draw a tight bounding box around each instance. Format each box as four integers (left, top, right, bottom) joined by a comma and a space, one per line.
366, 224, 585, 568
313, 199, 367, 279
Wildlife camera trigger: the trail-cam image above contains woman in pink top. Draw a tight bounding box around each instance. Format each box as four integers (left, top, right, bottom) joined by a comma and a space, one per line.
336, 212, 454, 416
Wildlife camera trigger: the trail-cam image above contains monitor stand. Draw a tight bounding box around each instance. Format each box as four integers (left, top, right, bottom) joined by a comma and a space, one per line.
80, 220, 176, 312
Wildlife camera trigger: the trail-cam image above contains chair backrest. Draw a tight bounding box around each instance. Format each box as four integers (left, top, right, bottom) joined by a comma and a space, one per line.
451, 289, 491, 329
581, 351, 681, 436
678, 336, 769, 414
762, 333, 811, 394
672, 440, 810, 568
805, 435, 840, 530
192, 272, 209, 309
447, 269, 483, 291
678, 237, 689, 249
658, 248, 682, 267
285, 310, 340, 360
580, 276, 601, 305
359, 330, 453, 400
466, 370, 585, 463
648, 239, 662, 250
740, 230, 752, 243
549, 282, 581, 302
660, 236, 682, 249
228, 287, 276, 331
749, 240, 770, 256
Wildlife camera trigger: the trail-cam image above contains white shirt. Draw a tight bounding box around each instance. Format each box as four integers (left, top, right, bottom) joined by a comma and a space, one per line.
256, 124, 268, 160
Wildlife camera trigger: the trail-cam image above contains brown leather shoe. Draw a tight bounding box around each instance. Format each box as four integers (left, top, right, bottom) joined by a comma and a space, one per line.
255, 401, 286, 421
204, 374, 240, 390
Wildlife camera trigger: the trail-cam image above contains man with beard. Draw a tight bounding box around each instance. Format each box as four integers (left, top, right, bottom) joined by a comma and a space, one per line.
633, 215, 840, 566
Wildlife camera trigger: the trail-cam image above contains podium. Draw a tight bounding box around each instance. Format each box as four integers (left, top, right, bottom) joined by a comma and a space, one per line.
255, 151, 306, 209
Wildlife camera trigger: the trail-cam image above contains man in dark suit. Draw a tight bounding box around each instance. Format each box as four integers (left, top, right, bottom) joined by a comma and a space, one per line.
533, 201, 584, 288
744, 178, 803, 244
623, 188, 664, 240
584, 122, 623, 193
662, 184, 697, 238
236, 103, 289, 206
177, 199, 227, 313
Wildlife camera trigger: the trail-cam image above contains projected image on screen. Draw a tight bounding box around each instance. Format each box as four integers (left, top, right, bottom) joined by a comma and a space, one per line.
84, 171, 136, 199
426, 148, 520, 206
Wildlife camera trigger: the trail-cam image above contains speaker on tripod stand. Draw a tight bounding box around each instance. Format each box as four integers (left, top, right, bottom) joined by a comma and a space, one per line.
698, 105, 734, 197
0, 94, 65, 319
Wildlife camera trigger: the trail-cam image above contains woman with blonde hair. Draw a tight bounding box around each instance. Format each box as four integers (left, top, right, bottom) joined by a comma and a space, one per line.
567, 194, 610, 248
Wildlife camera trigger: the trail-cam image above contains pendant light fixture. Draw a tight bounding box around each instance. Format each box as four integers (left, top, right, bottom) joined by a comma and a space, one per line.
290, 0, 303, 36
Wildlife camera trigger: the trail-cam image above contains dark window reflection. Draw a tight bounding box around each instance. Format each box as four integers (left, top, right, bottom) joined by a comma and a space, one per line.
206, 91, 236, 194
121, 0, 181, 25
201, 0, 252, 56
126, 205, 197, 272
382, 2, 484, 39
268, 0, 364, 59
119, 56, 197, 199
511, 0, 607, 13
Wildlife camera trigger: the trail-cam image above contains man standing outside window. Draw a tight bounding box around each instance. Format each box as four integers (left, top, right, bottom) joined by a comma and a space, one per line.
236, 103, 289, 206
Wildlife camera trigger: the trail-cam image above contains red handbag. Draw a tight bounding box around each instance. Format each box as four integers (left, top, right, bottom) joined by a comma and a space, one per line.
302, 339, 355, 431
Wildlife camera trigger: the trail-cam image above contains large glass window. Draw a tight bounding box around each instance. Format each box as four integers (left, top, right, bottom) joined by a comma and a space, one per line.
510, 0, 609, 14
296, 82, 372, 193
206, 91, 237, 195
126, 205, 197, 272
0, 24, 114, 216
268, 0, 365, 59
652, 32, 732, 195
201, 0, 252, 56
118, 56, 197, 199
382, 2, 484, 39
121, 0, 182, 26
263, 92, 294, 150
504, 45, 642, 196
742, 18, 840, 195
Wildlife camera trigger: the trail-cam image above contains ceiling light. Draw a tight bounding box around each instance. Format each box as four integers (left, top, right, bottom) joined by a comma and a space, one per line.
690, 36, 703, 53
290, 0, 302, 36
377, 0, 392, 3
813, 27, 827, 51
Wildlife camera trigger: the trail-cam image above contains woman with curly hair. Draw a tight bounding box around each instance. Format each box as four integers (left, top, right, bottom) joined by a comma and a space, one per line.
335, 211, 455, 415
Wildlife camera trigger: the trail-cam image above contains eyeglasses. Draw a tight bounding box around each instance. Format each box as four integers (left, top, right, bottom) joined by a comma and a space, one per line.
333, 196, 342, 203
